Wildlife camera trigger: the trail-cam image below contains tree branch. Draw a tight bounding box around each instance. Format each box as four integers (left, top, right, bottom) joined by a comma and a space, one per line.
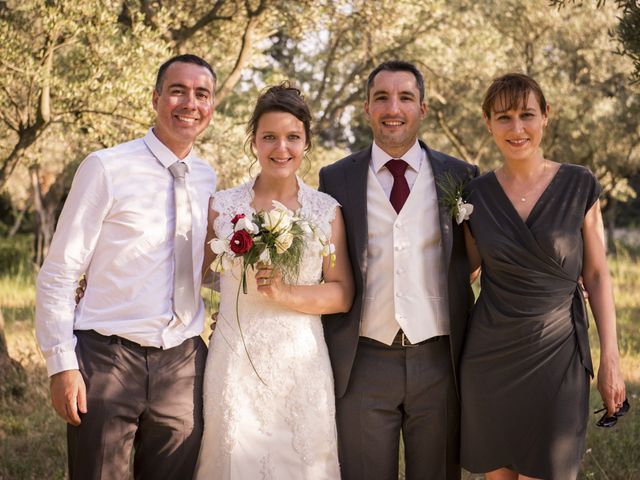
0, 57, 28, 75
472, 135, 492, 165
0, 83, 22, 128
171, 0, 234, 47
0, 121, 49, 190
317, 23, 434, 129
140, 0, 159, 29
435, 110, 474, 163
312, 28, 346, 106
0, 109, 19, 132
213, 14, 260, 109
38, 36, 55, 125
53, 109, 149, 126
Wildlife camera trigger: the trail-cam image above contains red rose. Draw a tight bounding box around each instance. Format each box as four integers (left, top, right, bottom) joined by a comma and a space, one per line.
229, 229, 253, 255
231, 213, 245, 225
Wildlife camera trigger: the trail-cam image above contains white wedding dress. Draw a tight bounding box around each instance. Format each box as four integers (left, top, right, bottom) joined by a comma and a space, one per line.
194, 177, 341, 480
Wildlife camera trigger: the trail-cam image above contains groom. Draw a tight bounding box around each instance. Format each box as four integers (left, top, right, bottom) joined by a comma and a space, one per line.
35, 54, 217, 479
320, 60, 479, 479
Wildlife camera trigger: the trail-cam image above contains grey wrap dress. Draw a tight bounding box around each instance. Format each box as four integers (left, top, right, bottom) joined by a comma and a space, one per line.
460, 163, 601, 479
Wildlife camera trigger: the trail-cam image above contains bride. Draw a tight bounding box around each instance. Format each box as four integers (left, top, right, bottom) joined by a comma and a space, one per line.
194, 84, 354, 479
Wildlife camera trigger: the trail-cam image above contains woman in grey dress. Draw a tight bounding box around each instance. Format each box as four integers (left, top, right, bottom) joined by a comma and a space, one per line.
460, 73, 626, 480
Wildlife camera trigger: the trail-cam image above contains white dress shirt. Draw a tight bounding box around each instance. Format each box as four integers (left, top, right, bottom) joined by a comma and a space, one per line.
369, 140, 424, 194
36, 129, 216, 376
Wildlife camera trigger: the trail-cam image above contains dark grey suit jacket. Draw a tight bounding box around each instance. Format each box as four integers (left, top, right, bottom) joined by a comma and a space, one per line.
319, 141, 479, 398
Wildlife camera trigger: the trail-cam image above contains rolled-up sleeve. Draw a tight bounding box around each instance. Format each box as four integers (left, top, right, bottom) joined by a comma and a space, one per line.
35, 154, 112, 376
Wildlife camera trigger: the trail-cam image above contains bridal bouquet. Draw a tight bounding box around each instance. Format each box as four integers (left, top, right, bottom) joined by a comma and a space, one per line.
209, 200, 335, 293
208, 200, 335, 384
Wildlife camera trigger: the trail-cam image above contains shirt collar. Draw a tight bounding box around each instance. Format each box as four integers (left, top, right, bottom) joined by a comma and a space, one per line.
371, 140, 422, 174
143, 128, 194, 171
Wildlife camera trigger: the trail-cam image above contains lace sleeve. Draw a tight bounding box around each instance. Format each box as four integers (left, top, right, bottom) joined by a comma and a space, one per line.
299, 184, 340, 239
211, 184, 253, 239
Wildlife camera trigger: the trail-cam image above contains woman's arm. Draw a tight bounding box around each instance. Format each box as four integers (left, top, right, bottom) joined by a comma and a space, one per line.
581, 199, 626, 415
255, 207, 355, 315
464, 223, 481, 284
201, 198, 219, 280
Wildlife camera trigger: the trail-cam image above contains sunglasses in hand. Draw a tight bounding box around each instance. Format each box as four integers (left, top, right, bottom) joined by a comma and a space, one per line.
594, 398, 630, 428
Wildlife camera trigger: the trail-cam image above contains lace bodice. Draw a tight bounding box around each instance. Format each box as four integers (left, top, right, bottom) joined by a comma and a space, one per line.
211, 176, 339, 286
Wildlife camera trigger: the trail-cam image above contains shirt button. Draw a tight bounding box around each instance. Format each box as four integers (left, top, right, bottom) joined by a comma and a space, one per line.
395, 245, 402, 251
396, 269, 403, 274
396, 292, 402, 297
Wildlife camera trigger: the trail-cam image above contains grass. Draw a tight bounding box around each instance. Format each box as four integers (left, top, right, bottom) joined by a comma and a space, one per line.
578, 247, 640, 480
1, 238, 639, 479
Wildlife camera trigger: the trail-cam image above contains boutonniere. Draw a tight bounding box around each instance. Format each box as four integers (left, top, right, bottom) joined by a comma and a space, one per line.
436, 172, 474, 224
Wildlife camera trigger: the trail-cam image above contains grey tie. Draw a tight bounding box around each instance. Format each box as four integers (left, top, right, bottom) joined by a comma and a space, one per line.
168, 161, 196, 324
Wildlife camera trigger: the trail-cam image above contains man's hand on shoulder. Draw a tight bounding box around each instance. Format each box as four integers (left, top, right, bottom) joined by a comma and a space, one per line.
75, 276, 87, 305
50, 369, 87, 426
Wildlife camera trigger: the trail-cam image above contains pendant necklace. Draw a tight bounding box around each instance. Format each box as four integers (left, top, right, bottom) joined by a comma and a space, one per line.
504, 160, 548, 203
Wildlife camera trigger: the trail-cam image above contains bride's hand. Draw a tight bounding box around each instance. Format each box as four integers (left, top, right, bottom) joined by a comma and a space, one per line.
255, 263, 290, 302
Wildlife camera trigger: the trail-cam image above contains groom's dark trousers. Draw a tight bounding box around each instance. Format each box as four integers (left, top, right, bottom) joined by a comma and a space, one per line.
320, 142, 479, 480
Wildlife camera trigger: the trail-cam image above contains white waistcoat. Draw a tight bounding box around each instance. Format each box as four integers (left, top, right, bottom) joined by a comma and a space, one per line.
360, 160, 450, 345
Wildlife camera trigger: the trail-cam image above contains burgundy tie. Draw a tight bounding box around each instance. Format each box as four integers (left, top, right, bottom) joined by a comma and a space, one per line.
386, 159, 410, 213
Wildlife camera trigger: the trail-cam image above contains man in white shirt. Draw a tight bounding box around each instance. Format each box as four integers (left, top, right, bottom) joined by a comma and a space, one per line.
35, 54, 217, 480
320, 61, 479, 479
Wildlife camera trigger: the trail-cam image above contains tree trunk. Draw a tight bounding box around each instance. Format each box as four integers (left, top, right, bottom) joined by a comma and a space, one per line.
8, 202, 27, 237
30, 164, 68, 266
604, 197, 618, 256
0, 309, 10, 370
30, 166, 55, 266
0, 309, 26, 398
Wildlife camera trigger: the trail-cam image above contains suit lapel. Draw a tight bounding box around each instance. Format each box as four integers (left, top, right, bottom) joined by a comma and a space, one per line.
345, 148, 371, 281
422, 142, 454, 266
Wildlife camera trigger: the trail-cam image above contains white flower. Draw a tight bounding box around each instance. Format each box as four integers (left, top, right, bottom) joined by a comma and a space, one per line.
263, 208, 293, 234
455, 198, 474, 224
321, 242, 336, 257
220, 254, 234, 270
234, 216, 259, 234
211, 251, 234, 272
209, 238, 229, 255
271, 200, 294, 215
274, 232, 294, 254
258, 248, 271, 264
298, 220, 312, 235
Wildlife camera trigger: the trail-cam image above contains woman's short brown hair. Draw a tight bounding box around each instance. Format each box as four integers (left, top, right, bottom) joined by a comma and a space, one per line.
482, 73, 547, 119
